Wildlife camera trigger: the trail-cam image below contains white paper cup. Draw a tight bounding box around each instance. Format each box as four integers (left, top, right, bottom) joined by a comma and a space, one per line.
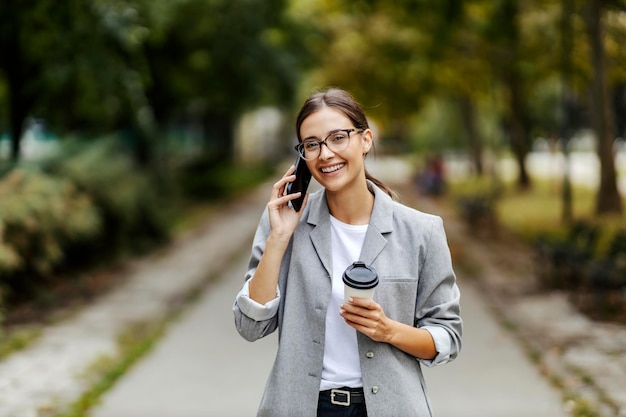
342, 261, 378, 303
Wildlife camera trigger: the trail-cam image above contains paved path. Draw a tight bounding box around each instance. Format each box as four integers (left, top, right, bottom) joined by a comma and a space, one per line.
92, 251, 276, 417
0, 180, 272, 417
423, 282, 568, 417
91, 256, 569, 417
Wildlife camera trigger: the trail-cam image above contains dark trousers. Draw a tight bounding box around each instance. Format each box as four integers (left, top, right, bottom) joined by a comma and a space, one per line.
317, 389, 368, 417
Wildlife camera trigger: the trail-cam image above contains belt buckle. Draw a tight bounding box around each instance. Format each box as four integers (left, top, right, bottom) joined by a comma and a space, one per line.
330, 389, 350, 406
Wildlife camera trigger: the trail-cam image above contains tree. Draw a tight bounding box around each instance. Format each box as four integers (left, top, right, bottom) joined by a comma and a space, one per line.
141, 0, 307, 161
0, 0, 307, 165
584, 0, 623, 214
484, 0, 535, 189
0, 1, 49, 162
0, 0, 143, 162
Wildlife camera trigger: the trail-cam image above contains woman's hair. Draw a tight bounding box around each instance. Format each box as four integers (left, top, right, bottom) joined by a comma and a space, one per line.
295, 88, 396, 199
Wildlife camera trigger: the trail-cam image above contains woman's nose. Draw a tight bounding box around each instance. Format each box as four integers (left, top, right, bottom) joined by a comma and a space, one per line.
318, 143, 334, 159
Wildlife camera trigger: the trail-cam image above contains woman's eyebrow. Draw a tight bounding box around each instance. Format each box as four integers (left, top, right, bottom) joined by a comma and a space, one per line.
302, 128, 343, 141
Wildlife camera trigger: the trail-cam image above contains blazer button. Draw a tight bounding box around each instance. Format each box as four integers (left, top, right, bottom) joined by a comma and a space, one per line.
372, 386, 379, 394
366, 351, 374, 359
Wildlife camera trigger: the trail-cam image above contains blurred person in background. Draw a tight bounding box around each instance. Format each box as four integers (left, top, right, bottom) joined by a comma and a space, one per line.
417, 153, 446, 196
234, 88, 462, 417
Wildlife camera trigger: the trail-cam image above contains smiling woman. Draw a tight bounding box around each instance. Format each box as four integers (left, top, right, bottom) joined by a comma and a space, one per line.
233, 87, 463, 417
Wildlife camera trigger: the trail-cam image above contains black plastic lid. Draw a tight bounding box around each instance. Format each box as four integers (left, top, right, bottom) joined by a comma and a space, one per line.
342, 261, 379, 289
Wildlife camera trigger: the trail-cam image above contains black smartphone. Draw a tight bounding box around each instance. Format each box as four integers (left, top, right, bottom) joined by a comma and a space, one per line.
286, 156, 311, 211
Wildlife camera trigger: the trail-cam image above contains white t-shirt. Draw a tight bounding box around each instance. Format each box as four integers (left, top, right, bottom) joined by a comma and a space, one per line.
320, 215, 368, 391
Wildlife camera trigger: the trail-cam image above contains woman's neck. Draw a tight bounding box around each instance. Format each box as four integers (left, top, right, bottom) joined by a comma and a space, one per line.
326, 181, 374, 225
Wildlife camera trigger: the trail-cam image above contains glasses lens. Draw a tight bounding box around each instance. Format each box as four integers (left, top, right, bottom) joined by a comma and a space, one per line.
301, 141, 320, 160
326, 131, 350, 153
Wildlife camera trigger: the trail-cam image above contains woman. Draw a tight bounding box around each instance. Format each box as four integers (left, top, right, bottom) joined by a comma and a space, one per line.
233, 88, 462, 417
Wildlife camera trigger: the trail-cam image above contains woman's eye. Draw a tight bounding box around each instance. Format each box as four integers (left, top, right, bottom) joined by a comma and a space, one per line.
304, 142, 319, 150
331, 134, 347, 143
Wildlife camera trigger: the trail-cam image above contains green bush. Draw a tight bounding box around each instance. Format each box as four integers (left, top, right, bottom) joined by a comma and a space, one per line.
0, 168, 101, 295
45, 139, 172, 257
179, 155, 274, 201
0, 138, 176, 305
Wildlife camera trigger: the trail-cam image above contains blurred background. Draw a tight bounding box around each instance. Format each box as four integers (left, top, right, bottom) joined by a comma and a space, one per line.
0, 0, 625, 412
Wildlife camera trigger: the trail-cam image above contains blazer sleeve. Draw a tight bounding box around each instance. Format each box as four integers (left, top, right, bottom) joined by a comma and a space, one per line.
232, 208, 281, 342
416, 216, 463, 367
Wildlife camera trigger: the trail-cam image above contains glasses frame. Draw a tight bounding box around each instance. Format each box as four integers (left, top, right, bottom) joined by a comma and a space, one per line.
294, 128, 365, 160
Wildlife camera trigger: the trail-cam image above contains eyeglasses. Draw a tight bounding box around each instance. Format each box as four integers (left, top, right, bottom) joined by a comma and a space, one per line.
294, 128, 364, 160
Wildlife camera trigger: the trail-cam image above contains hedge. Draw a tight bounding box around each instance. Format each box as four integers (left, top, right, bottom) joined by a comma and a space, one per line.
0, 139, 173, 304
0, 168, 101, 296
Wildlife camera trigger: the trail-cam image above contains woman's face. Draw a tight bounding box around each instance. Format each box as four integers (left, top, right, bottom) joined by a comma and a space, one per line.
299, 107, 372, 194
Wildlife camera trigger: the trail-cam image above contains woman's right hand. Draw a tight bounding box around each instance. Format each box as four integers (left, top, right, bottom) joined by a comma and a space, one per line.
267, 165, 308, 242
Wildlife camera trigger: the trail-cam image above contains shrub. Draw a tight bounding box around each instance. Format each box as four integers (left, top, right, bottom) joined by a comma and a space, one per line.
0, 168, 101, 296
0, 138, 176, 306
179, 155, 274, 201
44, 139, 172, 258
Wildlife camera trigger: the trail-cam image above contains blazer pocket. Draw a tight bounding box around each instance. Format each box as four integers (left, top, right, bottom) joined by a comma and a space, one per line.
375, 276, 418, 325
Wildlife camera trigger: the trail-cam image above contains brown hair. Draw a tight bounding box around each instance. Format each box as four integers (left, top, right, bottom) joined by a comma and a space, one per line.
295, 88, 396, 199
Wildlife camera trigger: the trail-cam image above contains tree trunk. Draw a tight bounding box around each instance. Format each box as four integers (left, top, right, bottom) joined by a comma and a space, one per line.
560, 0, 574, 223
506, 80, 531, 190
498, 0, 531, 190
205, 112, 235, 161
458, 95, 483, 176
585, 0, 623, 215
4, 7, 27, 163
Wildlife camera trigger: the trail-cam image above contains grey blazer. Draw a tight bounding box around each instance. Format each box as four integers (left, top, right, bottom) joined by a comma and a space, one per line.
234, 182, 462, 417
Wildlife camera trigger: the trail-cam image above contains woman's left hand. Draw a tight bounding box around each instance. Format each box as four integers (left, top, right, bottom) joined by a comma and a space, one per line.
340, 298, 395, 344
341, 297, 438, 359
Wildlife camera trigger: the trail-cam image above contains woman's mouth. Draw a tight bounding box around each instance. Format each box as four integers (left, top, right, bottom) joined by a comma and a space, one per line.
320, 163, 345, 174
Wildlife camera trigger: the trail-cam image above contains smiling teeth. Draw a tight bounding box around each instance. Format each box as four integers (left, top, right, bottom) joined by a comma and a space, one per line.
321, 164, 344, 173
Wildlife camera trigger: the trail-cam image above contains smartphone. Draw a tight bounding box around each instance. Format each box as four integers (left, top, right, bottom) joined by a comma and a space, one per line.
286, 156, 311, 211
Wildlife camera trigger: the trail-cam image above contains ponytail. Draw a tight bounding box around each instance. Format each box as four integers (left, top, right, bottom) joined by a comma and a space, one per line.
365, 167, 399, 201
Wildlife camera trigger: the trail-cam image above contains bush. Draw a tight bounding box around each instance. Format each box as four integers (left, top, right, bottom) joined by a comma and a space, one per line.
0, 138, 176, 306
44, 139, 172, 258
534, 221, 600, 290
0, 168, 101, 296
178, 155, 274, 201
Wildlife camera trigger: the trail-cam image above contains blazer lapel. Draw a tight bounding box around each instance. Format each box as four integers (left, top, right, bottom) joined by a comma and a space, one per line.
306, 182, 394, 277
307, 190, 333, 279
359, 182, 393, 265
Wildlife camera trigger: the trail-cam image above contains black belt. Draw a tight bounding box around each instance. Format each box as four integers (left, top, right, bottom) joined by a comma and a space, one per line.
320, 387, 365, 406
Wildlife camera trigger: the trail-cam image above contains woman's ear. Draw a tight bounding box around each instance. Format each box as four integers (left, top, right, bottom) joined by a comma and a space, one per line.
361, 129, 373, 155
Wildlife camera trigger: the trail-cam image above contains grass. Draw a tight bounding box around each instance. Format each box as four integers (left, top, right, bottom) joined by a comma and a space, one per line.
449, 175, 626, 244
0, 325, 42, 359
53, 319, 168, 417
449, 173, 625, 417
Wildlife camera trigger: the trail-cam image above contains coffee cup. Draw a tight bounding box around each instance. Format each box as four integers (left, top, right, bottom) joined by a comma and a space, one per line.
342, 261, 379, 303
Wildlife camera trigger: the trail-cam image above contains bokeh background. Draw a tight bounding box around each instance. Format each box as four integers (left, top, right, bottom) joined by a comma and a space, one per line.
0, 1, 625, 414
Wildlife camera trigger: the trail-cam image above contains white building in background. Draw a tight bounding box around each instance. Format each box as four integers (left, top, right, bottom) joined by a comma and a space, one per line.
235, 107, 288, 164
0, 118, 60, 161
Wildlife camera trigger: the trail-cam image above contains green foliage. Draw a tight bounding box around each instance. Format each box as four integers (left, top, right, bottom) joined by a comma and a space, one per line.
179, 155, 275, 201
1, 0, 306, 164
0, 326, 41, 359
0, 137, 176, 306
408, 98, 469, 152
45, 138, 171, 255
0, 168, 101, 292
